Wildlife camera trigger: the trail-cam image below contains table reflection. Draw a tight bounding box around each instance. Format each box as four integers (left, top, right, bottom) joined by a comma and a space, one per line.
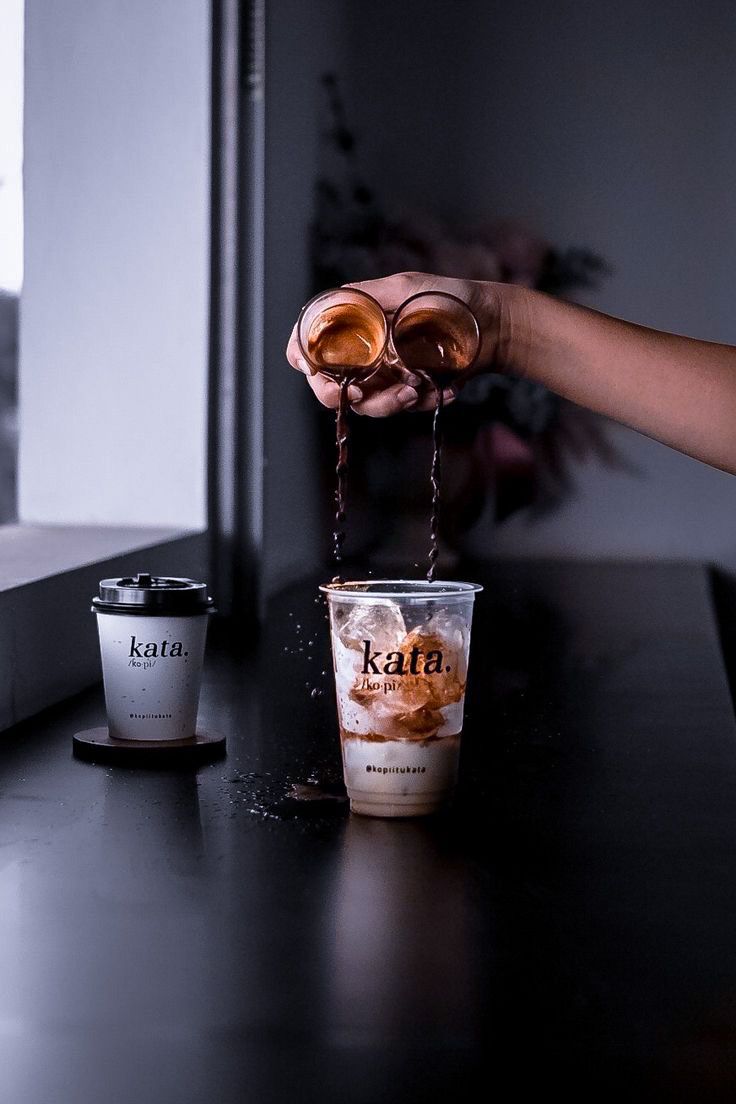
95, 770, 205, 906
325, 816, 485, 1048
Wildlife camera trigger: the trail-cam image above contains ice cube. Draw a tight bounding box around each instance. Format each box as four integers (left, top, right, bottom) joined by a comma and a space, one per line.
423, 608, 470, 659
336, 600, 406, 653
393, 625, 467, 711
334, 602, 470, 742
384, 671, 434, 712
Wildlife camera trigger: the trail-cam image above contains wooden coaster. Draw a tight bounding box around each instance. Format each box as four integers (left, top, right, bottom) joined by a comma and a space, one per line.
73, 727, 226, 767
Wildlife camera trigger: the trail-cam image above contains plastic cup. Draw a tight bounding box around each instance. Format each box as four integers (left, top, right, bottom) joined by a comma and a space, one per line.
320, 579, 482, 817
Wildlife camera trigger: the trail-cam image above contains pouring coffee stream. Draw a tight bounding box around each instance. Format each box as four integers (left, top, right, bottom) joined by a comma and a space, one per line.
428, 386, 444, 583
334, 366, 442, 582
390, 293, 481, 581
333, 377, 350, 571
298, 288, 389, 577
301, 299, 377, 570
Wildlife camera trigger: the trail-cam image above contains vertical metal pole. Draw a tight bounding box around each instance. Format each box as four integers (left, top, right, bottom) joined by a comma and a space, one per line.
208, 0, 265, 622
239, 0, 265, 621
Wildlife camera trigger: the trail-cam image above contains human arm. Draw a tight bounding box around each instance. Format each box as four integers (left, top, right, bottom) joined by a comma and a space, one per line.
287, 271, 736, 474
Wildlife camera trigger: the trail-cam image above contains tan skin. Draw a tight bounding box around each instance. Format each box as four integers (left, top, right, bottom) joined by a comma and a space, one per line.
286, 271, 736, 476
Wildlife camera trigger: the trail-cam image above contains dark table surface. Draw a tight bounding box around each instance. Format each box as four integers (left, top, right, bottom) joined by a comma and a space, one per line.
2, 561, 736, 1103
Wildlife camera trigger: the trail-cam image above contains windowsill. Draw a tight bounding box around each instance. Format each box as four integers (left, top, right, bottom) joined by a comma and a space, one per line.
0, 523, 208, 733
0, 524, 205, 590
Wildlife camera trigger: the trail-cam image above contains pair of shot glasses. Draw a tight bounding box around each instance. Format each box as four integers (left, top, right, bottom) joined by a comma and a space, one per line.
296, 287, 481, 383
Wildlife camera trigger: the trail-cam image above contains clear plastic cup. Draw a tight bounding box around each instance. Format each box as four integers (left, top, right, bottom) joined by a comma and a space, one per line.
320, 579, 483, 817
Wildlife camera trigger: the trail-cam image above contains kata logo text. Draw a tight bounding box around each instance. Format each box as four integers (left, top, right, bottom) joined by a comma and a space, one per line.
128, 634, 188, 669
360, 639, 450, 676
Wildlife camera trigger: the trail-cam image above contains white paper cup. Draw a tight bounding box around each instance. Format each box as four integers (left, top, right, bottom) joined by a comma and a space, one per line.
93, 574, 213, 742
320, 579, 482, 817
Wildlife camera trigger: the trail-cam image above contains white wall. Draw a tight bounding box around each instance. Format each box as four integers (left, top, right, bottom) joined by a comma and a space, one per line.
0, 0, 24, 294
19, 0, 210, 529
472, 422, 736, 564
460, 0, 736, 342
343, 0, 736, 568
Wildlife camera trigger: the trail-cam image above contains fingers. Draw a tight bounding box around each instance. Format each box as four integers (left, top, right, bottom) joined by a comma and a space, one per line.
305, 371, 456, 416
286, 324, 315, 376
299, 351, 425, 411
351, 383, 456, 417
410, 386, 457, 413
304, 360, 456, 416
351, 382, 420, 417
306, 374, 363, 409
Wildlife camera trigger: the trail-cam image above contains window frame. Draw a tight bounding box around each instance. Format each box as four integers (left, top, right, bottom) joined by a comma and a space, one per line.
0, 0, 252, 733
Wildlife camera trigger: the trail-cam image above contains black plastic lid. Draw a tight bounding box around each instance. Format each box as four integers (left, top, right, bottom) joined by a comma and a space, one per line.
92, 573, 213, 615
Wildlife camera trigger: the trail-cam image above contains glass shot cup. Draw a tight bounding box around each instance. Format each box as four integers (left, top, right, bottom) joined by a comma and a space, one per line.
297, 287, 389, 382
320, 579, 483, 817
390, 291, 481, 385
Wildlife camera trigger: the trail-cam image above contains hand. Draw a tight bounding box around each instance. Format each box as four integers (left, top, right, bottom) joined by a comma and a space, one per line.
286, 272, 510, 417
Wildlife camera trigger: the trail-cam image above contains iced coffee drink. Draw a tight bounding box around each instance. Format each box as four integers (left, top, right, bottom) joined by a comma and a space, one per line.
321, 580, 482, 817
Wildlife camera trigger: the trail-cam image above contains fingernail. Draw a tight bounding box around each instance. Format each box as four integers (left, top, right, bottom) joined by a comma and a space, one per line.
405, 373, 422, 387
398, 385, 419, 407
348, 385, 363, 402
